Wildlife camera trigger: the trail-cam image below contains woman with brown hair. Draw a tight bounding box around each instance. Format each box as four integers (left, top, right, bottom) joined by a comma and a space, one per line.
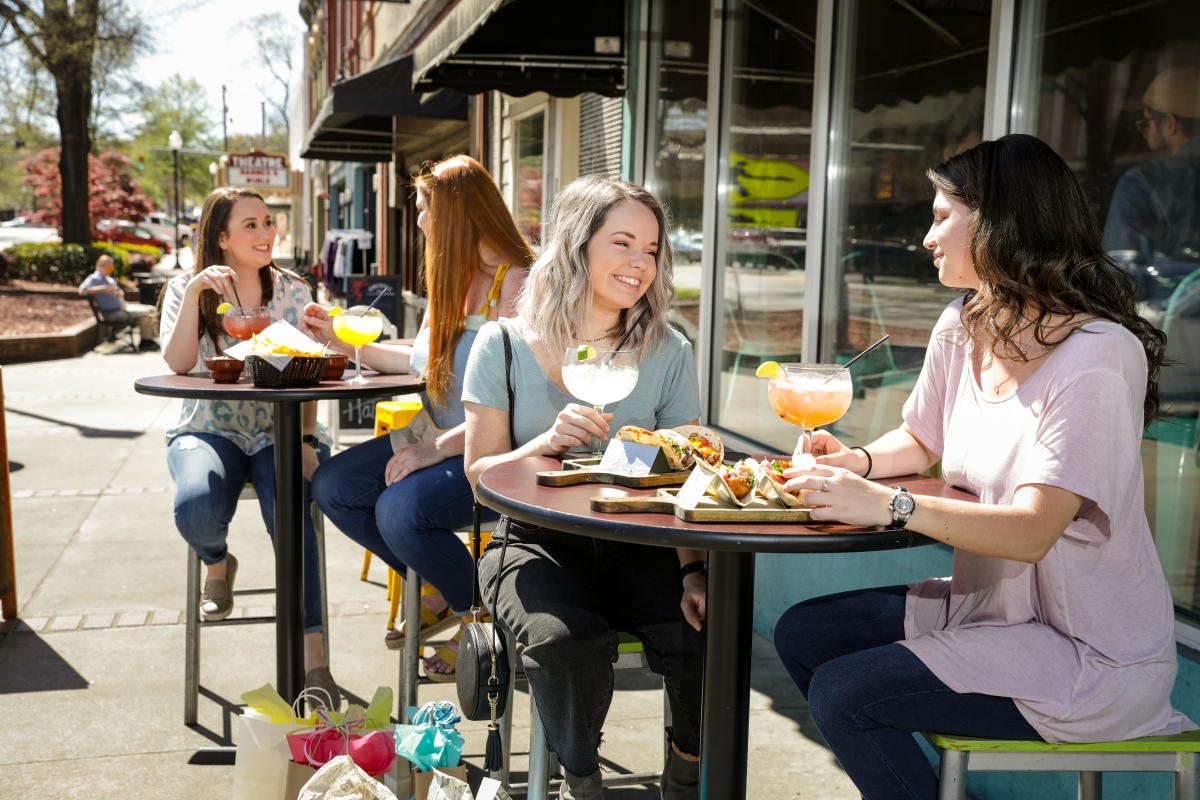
307, 155, 532, 678
159, 186, 339, 705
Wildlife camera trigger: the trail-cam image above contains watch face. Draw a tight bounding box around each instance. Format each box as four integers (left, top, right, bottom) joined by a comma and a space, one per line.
894, 494, 915, 515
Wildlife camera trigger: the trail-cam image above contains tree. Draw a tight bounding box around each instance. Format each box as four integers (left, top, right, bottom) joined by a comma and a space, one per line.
129, 75, 219, 211
0, 0, 148, 244
249, 13, 302, 137
22, 146, 152, 234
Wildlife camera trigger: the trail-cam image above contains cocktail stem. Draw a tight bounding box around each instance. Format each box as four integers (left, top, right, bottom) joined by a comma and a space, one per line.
798, 427, 813, 455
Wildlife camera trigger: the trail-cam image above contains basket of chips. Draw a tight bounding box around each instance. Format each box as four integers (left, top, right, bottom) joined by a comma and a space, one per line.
235, 326, 328, 388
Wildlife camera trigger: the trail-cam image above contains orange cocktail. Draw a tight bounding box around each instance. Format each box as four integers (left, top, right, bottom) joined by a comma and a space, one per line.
767, 364, 853, 452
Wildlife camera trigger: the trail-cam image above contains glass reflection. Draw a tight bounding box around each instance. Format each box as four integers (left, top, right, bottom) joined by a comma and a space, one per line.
1016, 0, 1200, 618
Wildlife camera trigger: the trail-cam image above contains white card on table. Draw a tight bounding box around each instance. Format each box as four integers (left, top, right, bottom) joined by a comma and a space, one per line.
596, 438, 671, 477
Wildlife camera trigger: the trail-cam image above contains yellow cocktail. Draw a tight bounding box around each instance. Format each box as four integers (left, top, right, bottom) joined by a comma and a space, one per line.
766, 363, 853, 453
332, 306, 383, 384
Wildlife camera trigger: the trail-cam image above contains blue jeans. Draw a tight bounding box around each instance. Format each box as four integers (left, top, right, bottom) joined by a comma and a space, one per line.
167, 432, 329, 633
310, 434, 494, 614
774, 586, 1041, 800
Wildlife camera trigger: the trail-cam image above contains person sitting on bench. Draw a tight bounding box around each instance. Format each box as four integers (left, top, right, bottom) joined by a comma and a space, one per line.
78, 254, 159, 351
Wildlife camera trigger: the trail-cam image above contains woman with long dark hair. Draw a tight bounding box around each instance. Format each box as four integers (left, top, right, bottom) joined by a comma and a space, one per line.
159, 187, 338, 704
307, 155, 533, 679
772, 134, 1194, 799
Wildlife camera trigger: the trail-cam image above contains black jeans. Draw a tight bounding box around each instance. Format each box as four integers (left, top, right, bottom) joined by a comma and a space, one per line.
479, 519, 704, 778
773, 586, 1041, 800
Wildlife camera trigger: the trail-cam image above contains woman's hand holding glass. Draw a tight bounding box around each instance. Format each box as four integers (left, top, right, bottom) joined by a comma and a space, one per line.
539, 403, 614, 455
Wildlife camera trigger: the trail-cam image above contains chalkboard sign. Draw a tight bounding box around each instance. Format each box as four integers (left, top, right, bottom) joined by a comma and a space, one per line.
345, 276, 404, 330
338, 395, 380, 432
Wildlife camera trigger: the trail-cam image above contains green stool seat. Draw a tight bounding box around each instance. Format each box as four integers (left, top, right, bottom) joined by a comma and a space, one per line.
926, 730, 1200, 800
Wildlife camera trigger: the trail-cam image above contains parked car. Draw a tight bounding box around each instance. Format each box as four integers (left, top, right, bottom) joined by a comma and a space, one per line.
140, 213, 192, 246
95, 219, 171, 254
0, 219, 59, 248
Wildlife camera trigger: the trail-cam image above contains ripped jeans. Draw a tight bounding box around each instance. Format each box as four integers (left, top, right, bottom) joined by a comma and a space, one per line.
478, 519, 704, 778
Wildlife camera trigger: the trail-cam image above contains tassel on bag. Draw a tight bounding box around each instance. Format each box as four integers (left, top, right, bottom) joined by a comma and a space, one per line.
484, 721, 504, 771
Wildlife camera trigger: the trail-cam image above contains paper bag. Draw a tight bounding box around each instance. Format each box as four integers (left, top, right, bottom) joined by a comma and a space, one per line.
233, 711, 305, 800
413, 765, 468, 800
296, 755, 398, 800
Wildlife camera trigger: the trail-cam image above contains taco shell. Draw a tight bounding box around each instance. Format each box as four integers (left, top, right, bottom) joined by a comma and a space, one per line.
671, 424, 724, 468
616, 426, 664, 447
655, 428, 697, 471
696, 456, 760, 507
759, 456, 812, 508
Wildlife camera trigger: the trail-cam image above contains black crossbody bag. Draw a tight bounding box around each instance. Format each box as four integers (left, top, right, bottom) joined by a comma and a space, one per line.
456, 322, 517, 770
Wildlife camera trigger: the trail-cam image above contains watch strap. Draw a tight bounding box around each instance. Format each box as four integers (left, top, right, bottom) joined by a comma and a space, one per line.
302, 434, 320, 448
889, 486, 915, 529
680, 560, 708, 580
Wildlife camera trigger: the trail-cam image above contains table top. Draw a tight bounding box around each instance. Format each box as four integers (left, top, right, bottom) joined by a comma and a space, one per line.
134, 371, 424, 402
476, 456, 978, 553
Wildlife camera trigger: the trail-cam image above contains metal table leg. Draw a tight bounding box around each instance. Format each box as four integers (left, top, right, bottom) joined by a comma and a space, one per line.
272, 401, 304, 706
700, 550, 755, 800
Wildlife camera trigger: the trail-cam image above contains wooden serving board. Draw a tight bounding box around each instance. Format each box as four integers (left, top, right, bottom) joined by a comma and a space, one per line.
536, 457, 691, 488
591, 489, 815, 523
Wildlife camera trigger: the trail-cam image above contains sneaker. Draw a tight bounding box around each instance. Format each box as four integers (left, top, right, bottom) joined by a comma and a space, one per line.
305, 666, 343, 711
200, 554, 237, 621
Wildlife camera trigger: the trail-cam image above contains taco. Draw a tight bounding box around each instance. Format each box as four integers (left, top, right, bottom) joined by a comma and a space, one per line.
696, 456, 762, 507
615, 425, 664, 447
671, 424, 724, 468
759, 454, 814, 508
655, 428, 698, 470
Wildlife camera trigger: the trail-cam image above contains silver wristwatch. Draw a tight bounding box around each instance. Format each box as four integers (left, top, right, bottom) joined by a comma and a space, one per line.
889, 486, 915, 529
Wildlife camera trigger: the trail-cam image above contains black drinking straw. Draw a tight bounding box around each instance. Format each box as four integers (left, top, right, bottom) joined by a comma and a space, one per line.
605, 306, 651, 363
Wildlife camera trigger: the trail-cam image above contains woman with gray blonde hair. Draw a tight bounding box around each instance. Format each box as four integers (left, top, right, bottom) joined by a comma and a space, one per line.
462, 175, 704, 800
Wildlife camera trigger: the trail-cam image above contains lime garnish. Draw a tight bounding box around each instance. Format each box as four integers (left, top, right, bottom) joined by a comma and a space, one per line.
216, 302, 232, 314
577, 344, 597, 361
755, 360, 783, 378
327, 306, 344, 316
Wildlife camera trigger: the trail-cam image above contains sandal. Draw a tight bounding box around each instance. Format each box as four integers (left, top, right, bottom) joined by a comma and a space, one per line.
384, 603, 457, 650
423, 626, 461, 683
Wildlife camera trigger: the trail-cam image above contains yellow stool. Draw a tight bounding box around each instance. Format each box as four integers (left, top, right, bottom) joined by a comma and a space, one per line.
373, 399, 423, 437
385, 529, 494, 631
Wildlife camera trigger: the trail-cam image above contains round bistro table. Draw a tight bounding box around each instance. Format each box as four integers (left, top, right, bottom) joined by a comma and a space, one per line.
135, 370, 423, 705
476, 455, 978, 800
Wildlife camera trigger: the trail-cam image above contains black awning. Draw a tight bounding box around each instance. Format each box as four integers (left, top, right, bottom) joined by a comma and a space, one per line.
301, 55, 469, 163
411, 0, 626, 98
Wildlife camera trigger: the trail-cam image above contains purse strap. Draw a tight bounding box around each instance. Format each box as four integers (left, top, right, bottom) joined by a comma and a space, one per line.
470, 321, 517, 621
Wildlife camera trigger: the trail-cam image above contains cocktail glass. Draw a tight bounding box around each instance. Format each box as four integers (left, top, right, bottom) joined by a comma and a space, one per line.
767, 363, 854, 455
561, 347, 639, 457
221, 306, 271, 341
332, 306, 384, 385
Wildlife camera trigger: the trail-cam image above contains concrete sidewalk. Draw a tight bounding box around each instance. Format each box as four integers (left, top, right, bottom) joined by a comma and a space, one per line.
0, 348, 858, 799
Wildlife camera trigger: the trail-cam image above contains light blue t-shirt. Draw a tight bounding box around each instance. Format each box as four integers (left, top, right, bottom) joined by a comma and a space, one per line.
410, 325, 476, 429
462, 318, 700, 449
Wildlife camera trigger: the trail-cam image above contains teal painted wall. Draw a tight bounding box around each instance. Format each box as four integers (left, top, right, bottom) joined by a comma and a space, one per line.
754, 548, 1200, 798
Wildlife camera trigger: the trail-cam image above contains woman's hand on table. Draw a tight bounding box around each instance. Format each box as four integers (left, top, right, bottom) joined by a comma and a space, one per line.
536, 404, 613, 454
384, 441, 443, 485
681, 573, 707, 631
781, 464, 893, 527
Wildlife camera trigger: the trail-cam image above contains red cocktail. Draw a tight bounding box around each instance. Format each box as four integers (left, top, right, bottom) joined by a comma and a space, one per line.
222, 306, 271, 340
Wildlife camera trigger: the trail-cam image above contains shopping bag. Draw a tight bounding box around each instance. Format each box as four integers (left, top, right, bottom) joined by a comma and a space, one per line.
394, 701, 464, 772
233, 710, 302, 800
286, 705, 397, 775
296, 754, 398, 800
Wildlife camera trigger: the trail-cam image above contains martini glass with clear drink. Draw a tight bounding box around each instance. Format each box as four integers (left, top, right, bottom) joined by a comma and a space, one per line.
561, 346, 639, 457
332, 306, 383, 384
767, 363, 854, 455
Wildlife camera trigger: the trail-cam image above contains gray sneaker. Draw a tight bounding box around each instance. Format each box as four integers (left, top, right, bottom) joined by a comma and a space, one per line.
558, 768, 604, 800
305, 666, 343, 711
200, 554, 237, 621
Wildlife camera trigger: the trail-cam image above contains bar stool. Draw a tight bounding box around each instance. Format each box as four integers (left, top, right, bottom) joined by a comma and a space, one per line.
183, 485, 330, 725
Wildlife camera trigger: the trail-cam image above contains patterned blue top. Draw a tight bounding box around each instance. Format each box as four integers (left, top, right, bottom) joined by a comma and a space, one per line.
159, 269, 328, 455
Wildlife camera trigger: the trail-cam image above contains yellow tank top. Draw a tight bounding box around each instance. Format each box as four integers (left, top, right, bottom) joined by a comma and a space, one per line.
463, 263, 513, 332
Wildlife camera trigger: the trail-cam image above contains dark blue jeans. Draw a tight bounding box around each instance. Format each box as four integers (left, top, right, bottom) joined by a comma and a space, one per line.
774, 586, 1041, 800
310, 434, 495, 614
166, 432, 329, 633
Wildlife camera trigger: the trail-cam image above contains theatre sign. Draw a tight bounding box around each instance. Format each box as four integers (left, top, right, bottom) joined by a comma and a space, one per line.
225, 150, 290, 192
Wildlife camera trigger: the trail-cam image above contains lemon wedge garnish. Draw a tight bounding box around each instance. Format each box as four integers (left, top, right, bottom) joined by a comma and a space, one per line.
755, 360, 783, 379
577, 344, 597, 361
216, 301, 233, 314
327, 306, 344, 316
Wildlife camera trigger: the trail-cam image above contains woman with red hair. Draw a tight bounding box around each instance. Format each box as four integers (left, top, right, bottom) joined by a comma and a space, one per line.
306, 155, 532, 678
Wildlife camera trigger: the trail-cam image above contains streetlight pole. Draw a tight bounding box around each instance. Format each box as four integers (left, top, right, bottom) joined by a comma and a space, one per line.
169, 130, 182, 262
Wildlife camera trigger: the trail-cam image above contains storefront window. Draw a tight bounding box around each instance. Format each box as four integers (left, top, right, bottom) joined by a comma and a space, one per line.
810, 0, 991, 452
710, 0, 817, 443
515, 111, 545, 244
645, 0, 709, 356
1014, 0, 1200, 621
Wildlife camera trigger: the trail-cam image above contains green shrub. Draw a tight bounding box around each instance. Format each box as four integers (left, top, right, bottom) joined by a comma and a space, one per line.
113, 243, 161, 273
4, 241, 133, 283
